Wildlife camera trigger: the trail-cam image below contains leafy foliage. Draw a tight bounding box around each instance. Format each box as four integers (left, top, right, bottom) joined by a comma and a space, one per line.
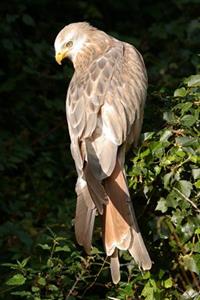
0, 0, 199, 299
128, 75, 200, 299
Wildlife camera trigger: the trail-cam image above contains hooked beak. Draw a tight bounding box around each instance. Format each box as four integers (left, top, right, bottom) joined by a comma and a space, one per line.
55, 50, 68, 65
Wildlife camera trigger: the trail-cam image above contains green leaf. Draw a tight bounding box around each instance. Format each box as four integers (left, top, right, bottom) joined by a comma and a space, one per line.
160, 129, 173, 141
143, 132, 155, 141
6, 274, 26, 286
163, 277, 173, 288
163, 172, 173, 189
181, 114, 197, 127
141, 279, 160, 300
156, 198, 168, 213
90, 247, 102, 254
190, 155, 200, 164
163, 111, 177, 124
166, 190, 180, 208
38, 243, 51, 250
154, 165, 161, 175
176, 136, 198, 147
181, 288, 200, 299
181, 221, 196, 241
150, 141, 166, 157
20, 257, 30, 268
176, 149, 186, 158
185, 74, 200, 87
194, 180, 200, 188
32, 286, 40, 292
174, 87, 187, 97
195, 228, 200, 234
141, 283, 155, 300
171, 210, 184, 226
47, 258, 54, 267
142, 271, 151, 280
48, 284, 59, 291
193, 241, 200, 253
182, 255, 200, 275
140, 148, 151, 158
176, 180, 192, 198
55, 245, 70, 252
175, 102, 192, 114
38, 277, 46, 286
22, 14, 35, 26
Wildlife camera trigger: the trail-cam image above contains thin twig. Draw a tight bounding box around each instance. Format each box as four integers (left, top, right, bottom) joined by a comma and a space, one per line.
81, 256, 108, 298
173, 187, 200, 213
65, 274, 82, 300
167, 220, 200, 291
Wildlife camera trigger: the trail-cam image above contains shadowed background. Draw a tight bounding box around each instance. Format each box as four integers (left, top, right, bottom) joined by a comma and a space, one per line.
0, 0, 199, 299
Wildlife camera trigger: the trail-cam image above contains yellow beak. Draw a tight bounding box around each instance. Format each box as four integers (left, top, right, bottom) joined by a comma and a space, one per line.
55, 50, 68, 65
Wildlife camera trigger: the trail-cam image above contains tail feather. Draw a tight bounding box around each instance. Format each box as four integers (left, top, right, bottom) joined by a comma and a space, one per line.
129, 228, 152, 270
128, 203, 152, 270
110, 249, 120, 284
75, 185, 96, 254
103, 190, 132, 256
103, 159, 152, 283
84, 163, 107, 214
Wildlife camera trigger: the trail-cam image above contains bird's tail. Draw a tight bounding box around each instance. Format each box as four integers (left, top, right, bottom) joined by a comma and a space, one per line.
103, 159, 152, 284
74, 161, 108, 254
75, 184, 97, 254
74, 159, 152, 283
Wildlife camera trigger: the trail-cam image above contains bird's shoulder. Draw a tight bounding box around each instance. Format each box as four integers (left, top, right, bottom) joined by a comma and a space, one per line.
67, 41, 123, 98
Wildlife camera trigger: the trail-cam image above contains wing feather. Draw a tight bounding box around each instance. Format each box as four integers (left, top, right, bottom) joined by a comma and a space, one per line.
67, 40, 147, 185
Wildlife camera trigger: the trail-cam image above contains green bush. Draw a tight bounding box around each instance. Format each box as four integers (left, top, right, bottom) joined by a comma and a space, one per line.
128, 74, 200, 299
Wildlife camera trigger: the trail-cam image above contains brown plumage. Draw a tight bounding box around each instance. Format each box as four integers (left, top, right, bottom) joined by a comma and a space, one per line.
54, 22, 152, 283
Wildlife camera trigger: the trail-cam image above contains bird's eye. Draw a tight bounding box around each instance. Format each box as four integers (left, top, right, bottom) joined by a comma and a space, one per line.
65, 41, 73, 48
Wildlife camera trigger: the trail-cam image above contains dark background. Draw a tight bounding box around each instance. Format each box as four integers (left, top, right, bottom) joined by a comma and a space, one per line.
0, 0, 199, 299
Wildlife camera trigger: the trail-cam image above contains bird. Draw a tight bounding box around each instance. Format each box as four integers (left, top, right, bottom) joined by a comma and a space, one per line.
54, 22, 152, 284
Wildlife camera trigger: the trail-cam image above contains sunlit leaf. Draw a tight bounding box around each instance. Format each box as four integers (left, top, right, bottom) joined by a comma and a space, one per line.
143, 132, 155, 141
185, 74, 200, 87
163, 277, 173, 288
38, 277, 46, 286
181, 114, 197, 127
6, 274, 26, 286
156, 198, 168, 213
194, 180, 200, 188
163, 111, 177, 124
176, 136, 198, 147
32, 286, 40, 292
174, 87, 187, 97
160, 129, 173, 141
163, 172, 173, 189
175, 180, 192, 198
55, 245, 70, 252
38, 243, 51, 250
181, 255, 200, 274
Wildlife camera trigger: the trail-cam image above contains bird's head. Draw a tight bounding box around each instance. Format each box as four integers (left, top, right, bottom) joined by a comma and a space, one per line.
54, 22, 93, 65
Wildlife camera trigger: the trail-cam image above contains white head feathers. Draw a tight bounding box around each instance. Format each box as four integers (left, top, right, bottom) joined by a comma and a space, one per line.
54, 22, 93, 62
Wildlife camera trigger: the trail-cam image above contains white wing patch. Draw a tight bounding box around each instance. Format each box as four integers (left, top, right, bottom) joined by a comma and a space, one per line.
102, 103, 120, 145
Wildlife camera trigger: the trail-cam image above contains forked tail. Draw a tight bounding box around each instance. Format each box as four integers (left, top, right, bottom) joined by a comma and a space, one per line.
103, 160, 152, 283
75, 159, 152, 284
